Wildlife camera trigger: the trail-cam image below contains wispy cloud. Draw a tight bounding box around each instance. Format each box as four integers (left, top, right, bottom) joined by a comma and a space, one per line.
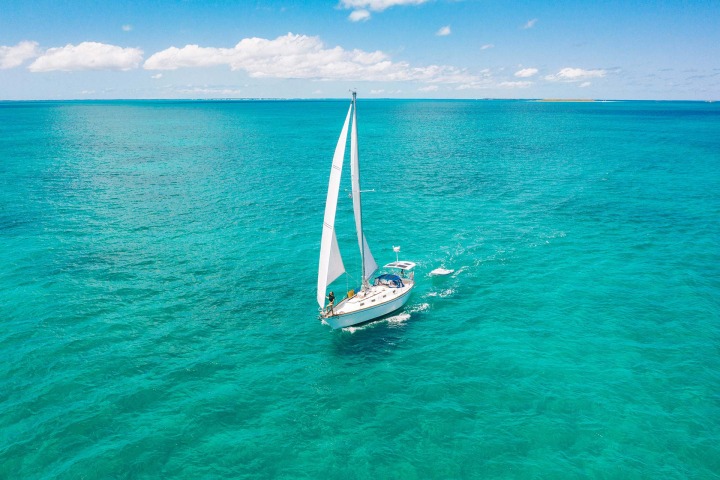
436, 25, 451, 36
418, 85, 439, 91
480, 44, 494, 50
341, 0, 430, 21
579, 81, 591, 87
514, 67, 538, 78
0, 41, 39, 69
176, 87, 244, 96
455, 70, 495, 90
348, 9, 371, 21
455, 70, 537, 90
499, 81, 532, 88
29, 42, 143, 72
122, 24, 133, 32
151, 73, 163, 79
144, 33, 479, 85
545, 67, 606, 82
340, 0, 430, 12
522, 18, 538, 29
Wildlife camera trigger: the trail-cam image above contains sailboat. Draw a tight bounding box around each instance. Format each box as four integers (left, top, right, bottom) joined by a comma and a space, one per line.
317, 92, 416, 330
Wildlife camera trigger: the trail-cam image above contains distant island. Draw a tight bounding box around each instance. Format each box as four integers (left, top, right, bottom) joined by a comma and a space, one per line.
538, 99, 596, 102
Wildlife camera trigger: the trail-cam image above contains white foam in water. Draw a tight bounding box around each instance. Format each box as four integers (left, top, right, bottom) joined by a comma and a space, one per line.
430, 268, 454, 276
386, 312, 411, 324
342, 313, 409, 332
341, 303, 428, 332
409, 302, 430, 313
428, 289, 455, 298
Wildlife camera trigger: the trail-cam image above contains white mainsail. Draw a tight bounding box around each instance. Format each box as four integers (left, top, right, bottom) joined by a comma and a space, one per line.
317, 104, 353, 307
350, 95, 378, 284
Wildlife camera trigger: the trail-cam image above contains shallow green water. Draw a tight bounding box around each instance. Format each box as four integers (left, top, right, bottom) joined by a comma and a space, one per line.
1, 99, 719, 478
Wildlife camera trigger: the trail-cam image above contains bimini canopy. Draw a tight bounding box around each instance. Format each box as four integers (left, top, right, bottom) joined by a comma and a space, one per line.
374, 274, 404, 288
383, 261, 416, 271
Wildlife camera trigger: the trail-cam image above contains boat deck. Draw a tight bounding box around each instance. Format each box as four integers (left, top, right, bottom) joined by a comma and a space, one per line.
326, 279, 414, 317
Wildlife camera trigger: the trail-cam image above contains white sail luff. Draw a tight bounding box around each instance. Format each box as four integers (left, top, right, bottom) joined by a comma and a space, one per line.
317, 103, 353, 307
350, 93, 378, 284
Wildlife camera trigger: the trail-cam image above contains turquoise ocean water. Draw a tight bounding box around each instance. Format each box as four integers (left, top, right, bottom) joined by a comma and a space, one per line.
1, 99, 719, 478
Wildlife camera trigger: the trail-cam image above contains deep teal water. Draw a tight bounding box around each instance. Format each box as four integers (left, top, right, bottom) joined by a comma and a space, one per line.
1, 99, 719, 479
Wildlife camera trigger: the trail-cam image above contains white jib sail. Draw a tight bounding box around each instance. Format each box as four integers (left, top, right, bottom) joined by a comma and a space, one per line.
350, 97, 378, 284
317, 103, 353, 307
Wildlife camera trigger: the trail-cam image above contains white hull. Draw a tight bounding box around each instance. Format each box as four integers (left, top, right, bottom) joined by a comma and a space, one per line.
322, 281, 414, 329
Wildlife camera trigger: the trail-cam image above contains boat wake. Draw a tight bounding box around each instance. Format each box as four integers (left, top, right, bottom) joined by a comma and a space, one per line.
425, 289, 455, 298
342, 303, 429, 333
407, 302, 430, 314
386, 312, 411, 325
430, 267, 454, 276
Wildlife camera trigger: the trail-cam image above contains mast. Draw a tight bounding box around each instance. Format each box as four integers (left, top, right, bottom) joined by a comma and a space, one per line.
350, 91, 378, 290
352, 92, 366, 288
350, 90, 367, 287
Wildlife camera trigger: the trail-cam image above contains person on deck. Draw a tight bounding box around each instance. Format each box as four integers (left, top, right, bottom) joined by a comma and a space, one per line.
326, 291, 335, 315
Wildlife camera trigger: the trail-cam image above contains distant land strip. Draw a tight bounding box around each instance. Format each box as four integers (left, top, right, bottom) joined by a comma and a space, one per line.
538, 99, 596, 102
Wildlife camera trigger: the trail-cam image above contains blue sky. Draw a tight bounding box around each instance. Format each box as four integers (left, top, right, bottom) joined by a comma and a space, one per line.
1, 0, 718, 100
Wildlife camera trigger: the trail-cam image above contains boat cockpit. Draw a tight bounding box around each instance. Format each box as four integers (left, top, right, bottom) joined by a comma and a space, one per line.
374, 274, 404, 288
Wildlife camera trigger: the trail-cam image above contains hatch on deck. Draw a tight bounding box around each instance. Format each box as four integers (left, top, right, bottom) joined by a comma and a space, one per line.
383, 261, 416, 271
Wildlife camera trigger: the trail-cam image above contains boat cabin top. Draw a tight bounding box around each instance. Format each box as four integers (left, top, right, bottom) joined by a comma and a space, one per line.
383, 261, 416, 271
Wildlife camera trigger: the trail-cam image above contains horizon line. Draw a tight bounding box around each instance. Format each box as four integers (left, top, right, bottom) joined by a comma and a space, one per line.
1, 97, 717, 103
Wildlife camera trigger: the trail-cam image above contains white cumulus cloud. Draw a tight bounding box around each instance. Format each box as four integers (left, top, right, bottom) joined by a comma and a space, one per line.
522, 18, 538, 29
28, 42, 143, 72
545, 67, 606, 82
514, 67, 538, 78
436, 25, 451, 36
349, 9, 371, 21
144, 33, 478, 85
0, 41, 39, 69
